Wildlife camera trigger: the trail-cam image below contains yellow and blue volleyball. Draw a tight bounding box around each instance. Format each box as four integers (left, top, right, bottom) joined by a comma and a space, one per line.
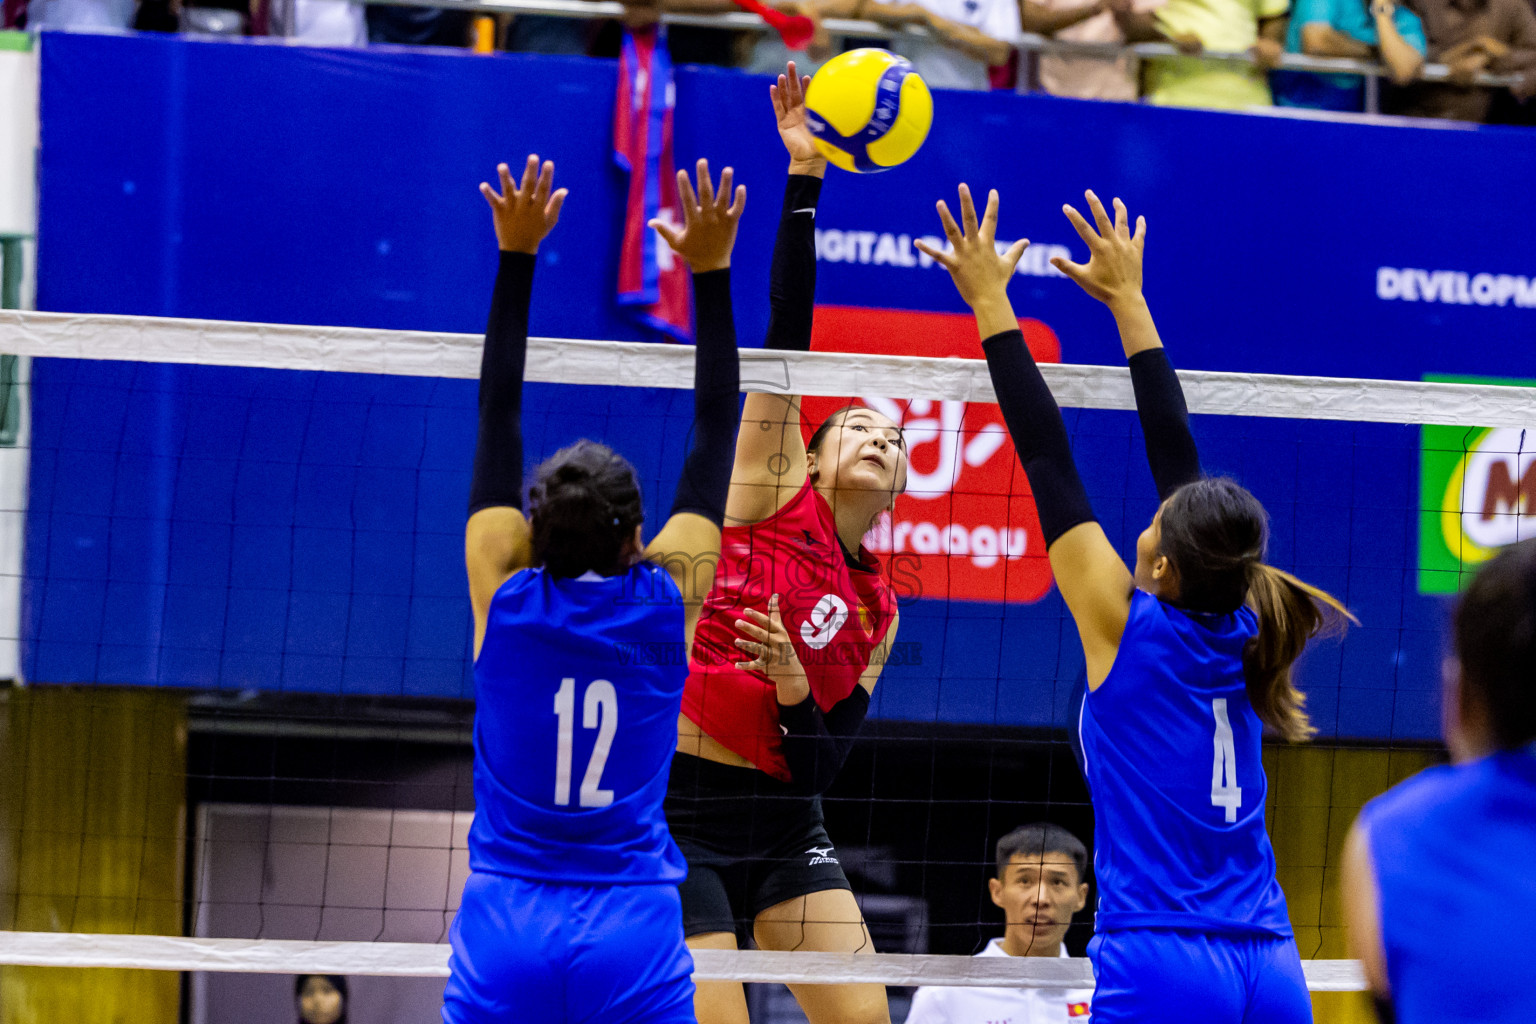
804, 49, 933, 174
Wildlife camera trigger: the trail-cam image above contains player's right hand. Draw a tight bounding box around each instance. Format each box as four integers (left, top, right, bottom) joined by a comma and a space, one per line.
480, 155, 568, 255
650, 158, 747, 274
772, 62, 826, 176
734, 595, 810, 705
1051, 190, 1147, 312
914, 184, 1028, 312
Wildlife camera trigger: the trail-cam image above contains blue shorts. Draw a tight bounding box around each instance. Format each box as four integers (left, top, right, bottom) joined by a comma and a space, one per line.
443, 872, 695, 1024
1088, 929, 1311, 1024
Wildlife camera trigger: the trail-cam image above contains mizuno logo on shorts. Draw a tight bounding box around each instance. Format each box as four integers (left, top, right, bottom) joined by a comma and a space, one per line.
793, 208, 817, 218
806, 846, 838, 866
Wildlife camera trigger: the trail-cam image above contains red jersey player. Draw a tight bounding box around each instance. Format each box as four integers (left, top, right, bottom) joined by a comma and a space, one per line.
662, 63, 907, 1024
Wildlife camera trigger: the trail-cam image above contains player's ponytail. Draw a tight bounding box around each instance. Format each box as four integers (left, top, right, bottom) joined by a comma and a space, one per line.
1243, 562, 1353, 743
1158, 478, 1354, 743
528, 440, 644, 578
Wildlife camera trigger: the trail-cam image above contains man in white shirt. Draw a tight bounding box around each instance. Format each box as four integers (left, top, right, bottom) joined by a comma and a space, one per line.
867, 0, 1020, 90
746, 0, 1020, 90
906, 823, 1094, 1023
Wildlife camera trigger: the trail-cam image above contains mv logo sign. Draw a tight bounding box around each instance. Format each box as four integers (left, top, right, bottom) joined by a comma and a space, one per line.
1419, 375, 1536, 594
803, 306, 1062, 604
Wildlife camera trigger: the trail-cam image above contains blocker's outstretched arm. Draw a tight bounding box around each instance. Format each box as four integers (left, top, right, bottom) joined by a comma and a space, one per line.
646, 158, 747, 648
1051, 191, 1200, 502
917, 184, 1132, 687
465, 155, 567, 658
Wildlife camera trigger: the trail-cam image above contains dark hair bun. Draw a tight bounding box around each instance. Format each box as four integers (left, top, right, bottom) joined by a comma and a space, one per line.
528, 440, 644, 578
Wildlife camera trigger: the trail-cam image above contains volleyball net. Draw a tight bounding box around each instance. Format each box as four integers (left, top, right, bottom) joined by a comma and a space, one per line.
2, 307, 1528, 1016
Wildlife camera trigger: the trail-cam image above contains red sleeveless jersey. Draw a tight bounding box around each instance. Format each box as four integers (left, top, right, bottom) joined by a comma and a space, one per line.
683, 479, 896, 782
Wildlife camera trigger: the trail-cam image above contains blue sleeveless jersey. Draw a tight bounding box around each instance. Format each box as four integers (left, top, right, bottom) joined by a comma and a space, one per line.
1079, 590, 1291, 936
469, 562, 688, 885
1361, 747, 1536, 1024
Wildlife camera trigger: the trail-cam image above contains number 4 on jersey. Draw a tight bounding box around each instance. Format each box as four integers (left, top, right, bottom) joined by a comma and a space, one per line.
1210, 698, 1243, 822
554, 678, 618, 808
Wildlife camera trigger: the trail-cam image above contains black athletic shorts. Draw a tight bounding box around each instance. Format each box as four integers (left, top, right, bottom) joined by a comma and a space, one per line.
665, 752, 852, 940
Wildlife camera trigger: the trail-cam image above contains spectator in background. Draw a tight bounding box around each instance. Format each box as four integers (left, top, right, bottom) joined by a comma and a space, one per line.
265, 0, 366, 45
367, 2, 472, 45
904, 824, 1094, 1024
2, 0, 25, 28
1383, 0, 1536, 119
26, 0, 133, 30
771, 0, 1020, 90
1273, 0, 1425, 110
296, 975, 347, 1024
871, 0, 1037, 90
1032, 0, 1172, 101
1142, 0, 1290, 108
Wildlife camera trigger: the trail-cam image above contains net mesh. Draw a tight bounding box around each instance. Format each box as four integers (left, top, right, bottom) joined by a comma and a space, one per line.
3, 311, 1529, 1022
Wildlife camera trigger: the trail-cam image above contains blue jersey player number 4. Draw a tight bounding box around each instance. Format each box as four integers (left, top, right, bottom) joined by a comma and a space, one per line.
917, 181, 1354, 1024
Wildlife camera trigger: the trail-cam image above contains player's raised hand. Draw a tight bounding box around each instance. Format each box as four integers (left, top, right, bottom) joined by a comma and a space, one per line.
915, 184, 1028, 312
771, 62, 826, 176
480, 155, 568, 254
734, 595, 810, 705
650, 158, 747, 274
1052, 191, 1146, 310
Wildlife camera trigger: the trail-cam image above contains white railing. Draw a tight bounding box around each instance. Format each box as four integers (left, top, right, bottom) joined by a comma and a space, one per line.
363, 0, 1518, 115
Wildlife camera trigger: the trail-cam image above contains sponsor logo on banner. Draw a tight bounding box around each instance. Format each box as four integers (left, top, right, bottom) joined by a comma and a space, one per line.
803, 306, 1061, 605
816, 227, 1073, 279
1377, 267, 1536, 309
1418, 374, 1536, 594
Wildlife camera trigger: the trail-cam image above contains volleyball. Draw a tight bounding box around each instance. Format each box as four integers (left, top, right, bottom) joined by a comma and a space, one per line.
804, 48, 933, 174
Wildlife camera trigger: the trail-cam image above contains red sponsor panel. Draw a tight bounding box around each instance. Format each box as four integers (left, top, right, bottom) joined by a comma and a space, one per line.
803, 305, 1062, 605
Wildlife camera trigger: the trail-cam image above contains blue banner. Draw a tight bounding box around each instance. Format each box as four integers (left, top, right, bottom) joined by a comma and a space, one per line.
28, 32, 1536, 739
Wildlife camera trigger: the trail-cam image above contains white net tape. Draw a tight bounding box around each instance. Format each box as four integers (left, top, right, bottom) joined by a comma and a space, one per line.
0, 932, 1368, 991
2, 309, 1531, 425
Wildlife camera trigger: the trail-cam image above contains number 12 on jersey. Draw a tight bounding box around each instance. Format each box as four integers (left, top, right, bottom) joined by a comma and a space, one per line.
554, 678, 618, 808
1211, 698, 1243, 822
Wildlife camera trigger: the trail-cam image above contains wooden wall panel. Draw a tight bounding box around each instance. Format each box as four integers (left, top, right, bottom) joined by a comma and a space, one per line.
1265, 743, 1440, 1024
0, 687, 186, 1023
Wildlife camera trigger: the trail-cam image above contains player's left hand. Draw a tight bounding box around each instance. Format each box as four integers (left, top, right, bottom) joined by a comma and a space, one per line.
772, 62, 826, 176
480, 155, 568, 254
1051, 190, 1146, 312
735, 595, 811, 704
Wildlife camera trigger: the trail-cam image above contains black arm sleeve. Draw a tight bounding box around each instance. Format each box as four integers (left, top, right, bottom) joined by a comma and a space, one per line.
982, 329, 1097, 548
777, 686, 871, 795
669, 269, 741, 527
468, 251, 534, 515
1128, 347, 1202, 501
763, 175, 823, 353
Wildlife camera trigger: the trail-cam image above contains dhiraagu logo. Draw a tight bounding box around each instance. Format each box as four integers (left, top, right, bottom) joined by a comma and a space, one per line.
1420, 374, 1536, 594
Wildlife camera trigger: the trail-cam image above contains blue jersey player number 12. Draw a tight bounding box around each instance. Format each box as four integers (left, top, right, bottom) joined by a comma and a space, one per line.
552, 677, 617, 808
441, 153, 748, 1024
